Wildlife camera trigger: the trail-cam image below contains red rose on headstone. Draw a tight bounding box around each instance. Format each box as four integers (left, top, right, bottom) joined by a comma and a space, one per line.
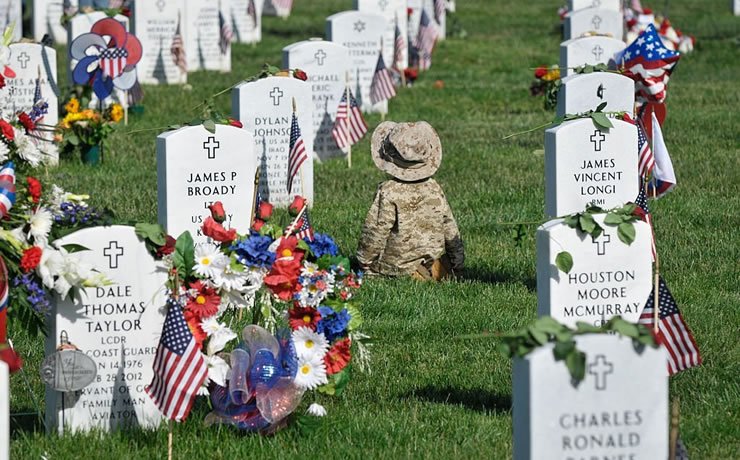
209, 201, 226, 223
534, 66, 548, 79
227, 117, 243, 128
252, 219, 265, 231
0, 120, 14, 141
156, 235, 176, 258
26, 177, 42, 203
288, 196, 306, 216
202, 217, 237, 243
258, 202, 273, 220
293, 69, 308, 81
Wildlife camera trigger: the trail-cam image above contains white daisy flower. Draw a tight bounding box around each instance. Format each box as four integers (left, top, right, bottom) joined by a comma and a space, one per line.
307, 403, 327, 417
193, 245, 227, 278
13, 128, 44, 167
301, 262, 319, 277
294, 354, 328, 390
211, 265, 249, 292
292, 327, 329, 360
28, 207, 53, 247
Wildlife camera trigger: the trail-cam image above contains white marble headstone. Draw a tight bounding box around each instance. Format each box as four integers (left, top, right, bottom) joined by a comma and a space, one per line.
282, 39, 350, 161
232, 76, 314, 207
568, 0, 621, 13
0, 0, 22, 41
231, 0, 264, 44
157, 124, 258, 247
45, 225, 167, 433
536, 214, 652, 326
564, 8, 624, 41
185, 0, 231, 73
67, 12, 130, 81
354, 0, 408, 70
0, 361, 7, 460
556, 72, 635, 117
131, 0, 187, 85
326, 11, 387, 114
407, 0, 422, 46
33, 0, 80, 44
560, 36, 625, 77
545, 118, 637, 217
423, 0, 445, 40
513, 334, 668, 459
262, 0, 290, 18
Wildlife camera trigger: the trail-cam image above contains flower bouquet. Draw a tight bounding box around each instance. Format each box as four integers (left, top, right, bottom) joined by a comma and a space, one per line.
140, 196, 369, 432
58, 96, 123, 164
530, 65, 561, 110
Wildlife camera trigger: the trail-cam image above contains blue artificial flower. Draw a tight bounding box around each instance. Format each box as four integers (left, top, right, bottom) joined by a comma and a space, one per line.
231, 233, 275, 268
54, 202, 109, 227
13, 274, 51, 314
308, 233, 339, 258
316, 306, 351, 341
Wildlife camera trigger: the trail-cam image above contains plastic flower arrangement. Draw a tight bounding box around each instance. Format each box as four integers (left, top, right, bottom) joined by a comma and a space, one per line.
530, 65, 561, 110
57, 96, 123, 157
138, 196, 369, 432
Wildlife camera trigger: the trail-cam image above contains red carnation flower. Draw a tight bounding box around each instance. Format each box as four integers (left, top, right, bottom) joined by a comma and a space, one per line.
324, 338, 351, 375
26, 177, 42, 204
275, 236, 305, 260
185, 280, 220, 319
288, 195, 306, 216
156, 235, 176, 258
227, 117, 243, 128
0, 119, 14, 142
208, 201, 226, 223
258, 201, 273, 220
184, 309, 207, 347
202, 217, 237, 243
293, 69, 308, 81
288, 305, 321, 330
17, 112, 35, 133
263, 256, 303, 301
20, 246, 42, 272
534, 66, 548, 79
0, 74, 5, 90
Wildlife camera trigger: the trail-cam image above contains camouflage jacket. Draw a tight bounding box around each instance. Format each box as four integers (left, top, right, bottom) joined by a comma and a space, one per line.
356, 178, 465, 277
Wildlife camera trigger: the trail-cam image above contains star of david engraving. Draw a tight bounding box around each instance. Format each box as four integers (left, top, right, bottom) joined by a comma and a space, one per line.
354, 20, 366, 33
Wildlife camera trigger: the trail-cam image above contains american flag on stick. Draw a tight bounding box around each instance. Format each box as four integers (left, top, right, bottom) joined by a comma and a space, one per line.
393, 17, 406, 72
247, 0, 258, 25
433, 0, 446, 25
633, 185, 656, 261
370, 51, 396, 105
417, 10, 439, 70
331, 89, 368, 152
219, 10, 233, 55
171, 13, 187, 74
287, 111, 307, 195
639, 277, 701, 375
637, 121, 654, 178
295, 207, 314, 241
145, 299, 208, 421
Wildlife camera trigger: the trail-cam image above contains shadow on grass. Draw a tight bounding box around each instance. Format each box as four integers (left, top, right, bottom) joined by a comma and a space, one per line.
402, 387, 512, 414
10, 411, 44, 437
459, 267, 536, 292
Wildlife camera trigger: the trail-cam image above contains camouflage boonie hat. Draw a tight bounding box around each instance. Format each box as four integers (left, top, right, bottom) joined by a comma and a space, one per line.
371, 121, 442, 182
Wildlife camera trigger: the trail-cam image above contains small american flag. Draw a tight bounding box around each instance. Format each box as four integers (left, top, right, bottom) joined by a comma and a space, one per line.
331, 89, 368, 152
171, 13, 187, 74
287, 113, 307, 195
99, 47, 128, 79
639, 277, 702, 375
219, 10, 233, 55
393, 18, 406, 71
247, 0, 257, 25
29, 72, 48, 124
370, 51, 396, 105
647, 111, 676, 198
417, 10, 439, 70
637, 121, 654, 178
433, 0, 446, 25
617, 24, 680, 104
295, 207, 314, 241
634, 185, 656, 261
145, 299, 208, 421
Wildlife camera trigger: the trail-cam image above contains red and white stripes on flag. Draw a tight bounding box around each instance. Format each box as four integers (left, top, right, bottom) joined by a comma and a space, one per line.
0, 162, 16, 220
637, 121, 654, 178
638, 277, 701, 375
331, 89, 368, 152
433, 0, 446, 24
98, 47, 128, 79
287, 113, 307, 195
417, 10, 439, 70
219, 10, 233, 55
145, 301, 208, 421
370, 52, 396, 105
393, 19, 406, 71
171, 14, 187, 74
295, 207, 314, 241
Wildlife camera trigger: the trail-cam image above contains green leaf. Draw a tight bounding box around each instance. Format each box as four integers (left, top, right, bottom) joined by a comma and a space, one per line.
497, 342, 512, 358
563, 214, 579, 228
575, 322, 602, 333
189, 118, 202, 127
596, 101, 607, 112
296, 238, 310, 252
583, 65, 593, 73
553, 339, 575, 360
603, 212, 624, 225
528, 326, 548, 345
331, 367, 351, 395
135, 223, 167, 246
173, 232, 195, 281
534, 316, 565, 334
295, 415, 323, 434
591, 112, 613, 130
67, 134, 80, 146
590, 223, 604, 239
555, 251, 573, 274
345, 303, 363, 330
617, 222, 636, 245
61, 243, 89, 254
315, 254, 333, 270
612, 318, 640, 338
316, 381, 336, 396
579, 213, 596, 234
566, 350, 586, 381
202, 119, 217, 134
636, 333, 657, 347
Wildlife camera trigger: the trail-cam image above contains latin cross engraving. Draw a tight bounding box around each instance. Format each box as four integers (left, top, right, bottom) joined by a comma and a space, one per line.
591, 45, 604, 60
354, 20, 366, 33
269, 87, 284, 106
378, 0, 389, 10
592, 233, 611, 256
592, 0, 601, 6
203, 136, 220, 159
314, 49, 327, 66
16, 51, 30, 69
591, 15, 602, 30
103, 241, 124, 269
156, 0, 166, 12
590, 129, 606, 151
596, 83, 605, 99
588, 354, 613, 391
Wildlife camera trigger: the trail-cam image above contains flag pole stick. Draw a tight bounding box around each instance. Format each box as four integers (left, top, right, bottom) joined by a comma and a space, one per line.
345, 71, 352, 169
167, 420, 173, 460
669, 397, 680, 460
284, 204, 307, 237
249, 166, 260, 227
167, 270, 180, 460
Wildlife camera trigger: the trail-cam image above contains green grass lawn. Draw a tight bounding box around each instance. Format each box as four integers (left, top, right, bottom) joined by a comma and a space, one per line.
8, 0, 740, 458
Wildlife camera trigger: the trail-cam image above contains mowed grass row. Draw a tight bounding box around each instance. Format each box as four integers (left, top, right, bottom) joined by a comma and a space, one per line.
9, 0, 740, 458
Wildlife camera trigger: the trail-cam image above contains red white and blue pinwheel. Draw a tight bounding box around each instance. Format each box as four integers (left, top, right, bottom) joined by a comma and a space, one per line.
70, 18, 142, 100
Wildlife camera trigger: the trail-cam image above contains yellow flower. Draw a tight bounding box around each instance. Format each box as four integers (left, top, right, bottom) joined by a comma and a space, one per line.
543, 68, 561, 82
109, 104, 123, 123
65, 97, 80, 114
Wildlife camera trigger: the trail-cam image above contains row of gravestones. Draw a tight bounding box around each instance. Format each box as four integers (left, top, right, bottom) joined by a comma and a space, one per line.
513, 6, 670, 459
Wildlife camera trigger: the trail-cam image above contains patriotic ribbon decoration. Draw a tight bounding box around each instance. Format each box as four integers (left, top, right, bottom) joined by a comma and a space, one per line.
70, 18, 142, 100
0, 161, 16, 220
